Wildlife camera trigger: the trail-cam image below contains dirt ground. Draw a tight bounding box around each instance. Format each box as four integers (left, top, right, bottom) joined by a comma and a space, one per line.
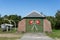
20, 33, 54, 40
0, 33, 20, 38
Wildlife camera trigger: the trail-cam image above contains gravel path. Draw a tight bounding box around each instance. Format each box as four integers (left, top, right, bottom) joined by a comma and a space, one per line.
20, 33, 54, 40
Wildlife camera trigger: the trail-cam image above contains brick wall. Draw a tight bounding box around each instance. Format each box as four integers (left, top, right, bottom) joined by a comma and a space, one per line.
18, 19, 26, 32
43, 19, 52, 32
18, 19, 52, 33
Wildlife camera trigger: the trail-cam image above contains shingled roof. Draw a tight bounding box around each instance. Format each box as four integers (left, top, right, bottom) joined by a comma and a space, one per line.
26, 11, 45, 17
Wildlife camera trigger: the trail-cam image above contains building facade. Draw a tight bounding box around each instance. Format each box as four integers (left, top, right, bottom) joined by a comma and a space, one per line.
18, 11, 52, 33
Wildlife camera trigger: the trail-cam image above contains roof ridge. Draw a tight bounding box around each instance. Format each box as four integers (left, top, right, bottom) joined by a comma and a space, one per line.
25, 10, 45, 17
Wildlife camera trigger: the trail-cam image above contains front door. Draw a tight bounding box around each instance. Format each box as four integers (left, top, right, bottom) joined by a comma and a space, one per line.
26, 19, 43, 32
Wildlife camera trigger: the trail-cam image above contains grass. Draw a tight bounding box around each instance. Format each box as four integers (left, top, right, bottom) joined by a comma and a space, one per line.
0, 28, 17, 34
0, 33, 24, 40
0, 37, 20, 40
46, 29, 60, 38
0, 28, 24, 40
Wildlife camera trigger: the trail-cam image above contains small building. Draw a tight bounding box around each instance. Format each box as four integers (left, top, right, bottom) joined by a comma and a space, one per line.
18, 11, 52, 33
1, 23, 13, 31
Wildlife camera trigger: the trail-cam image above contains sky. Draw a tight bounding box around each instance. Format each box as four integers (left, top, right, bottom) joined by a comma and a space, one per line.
0, 0, 60, 17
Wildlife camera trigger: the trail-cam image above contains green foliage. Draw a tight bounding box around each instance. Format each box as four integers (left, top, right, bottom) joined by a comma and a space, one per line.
46, 30, 60, 38
0, 28, 17, 33
55, 11, 60, 29
46, 16, 56, 29
0, 18, 3, 25
5, 15, 21, 28
47, 10, 60, 29
0, 15, 21, 28
55, 11, 60, 20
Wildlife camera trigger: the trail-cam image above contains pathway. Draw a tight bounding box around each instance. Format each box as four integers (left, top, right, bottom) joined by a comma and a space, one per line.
20, 33, 54, 40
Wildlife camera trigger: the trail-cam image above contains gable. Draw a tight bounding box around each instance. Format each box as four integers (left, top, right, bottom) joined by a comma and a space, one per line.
26, 11, 45, 17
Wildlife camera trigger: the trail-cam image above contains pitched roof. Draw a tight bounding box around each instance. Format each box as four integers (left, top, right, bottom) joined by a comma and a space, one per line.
26, 11, 45, 17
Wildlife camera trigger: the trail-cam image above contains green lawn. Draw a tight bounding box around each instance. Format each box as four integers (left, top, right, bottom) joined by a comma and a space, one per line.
46, 30, 60, 38
0, 37, 19, 40
0, 28, 17, 33
0, 28, 24, 40
0, 33, 23, 40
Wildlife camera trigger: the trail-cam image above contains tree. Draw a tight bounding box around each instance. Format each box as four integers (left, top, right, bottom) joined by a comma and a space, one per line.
55, 10, 60, 29
46, 16, 56, 29
9, 15, 21, 28
3, 15, 21, 28
0, 15, 3, 24
47, 10, 60, 30
55, 10, 60, 20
